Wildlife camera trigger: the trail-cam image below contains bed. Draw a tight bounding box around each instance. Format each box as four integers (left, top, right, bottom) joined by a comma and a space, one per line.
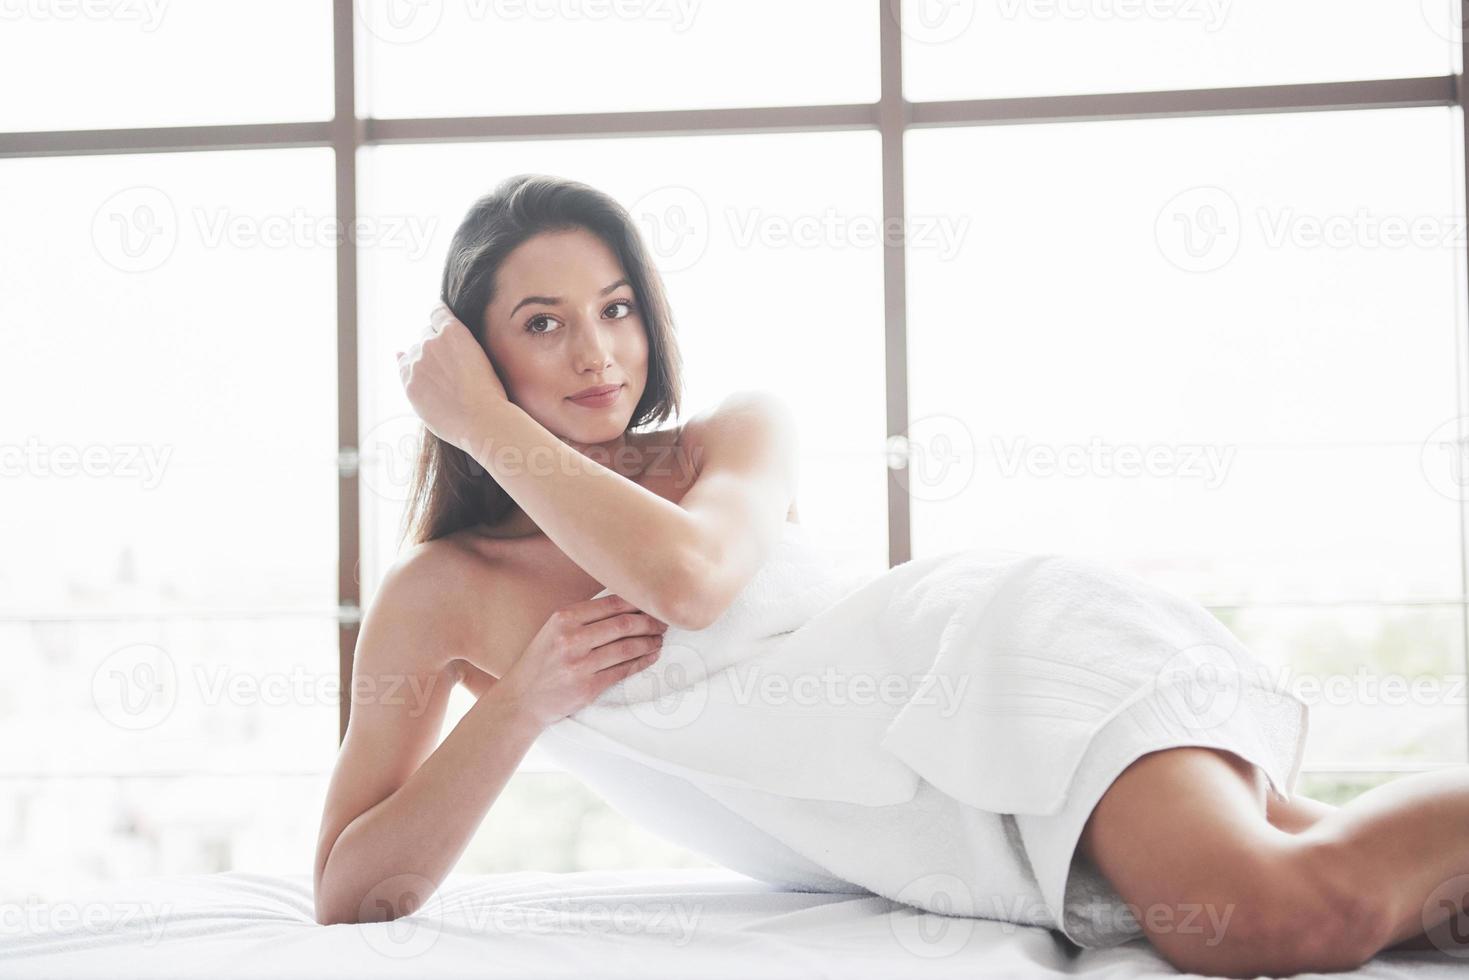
3, 866, 1461, 979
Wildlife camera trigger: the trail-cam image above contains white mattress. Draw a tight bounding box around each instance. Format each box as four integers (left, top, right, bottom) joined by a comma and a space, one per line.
2, 867, 1460, 979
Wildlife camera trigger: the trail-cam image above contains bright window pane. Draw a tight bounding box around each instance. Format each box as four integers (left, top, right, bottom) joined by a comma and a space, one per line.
0, 774, 328, 903
458, 770, 721, 874
356, 133, 889, 604
1221, 605, 1468, 769
904, 106, 1462, 605
901, 0, 1460, 101
0, 150, 339, 614
0, 0, 333, 131
360, 0, 878, 118
0, 620, 339, 775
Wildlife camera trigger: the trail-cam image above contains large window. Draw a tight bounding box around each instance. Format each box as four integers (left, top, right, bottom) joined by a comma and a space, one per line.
4, 0, 1467, 900
906, 107, 1465, 773
0, 146, 340, 902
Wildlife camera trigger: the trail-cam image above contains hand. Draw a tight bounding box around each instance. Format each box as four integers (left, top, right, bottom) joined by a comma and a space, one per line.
396, 303, 510, 454
496, 594, 669, 729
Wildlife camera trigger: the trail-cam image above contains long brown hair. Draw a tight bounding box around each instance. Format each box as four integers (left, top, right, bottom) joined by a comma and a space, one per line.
399, 174, 686, 549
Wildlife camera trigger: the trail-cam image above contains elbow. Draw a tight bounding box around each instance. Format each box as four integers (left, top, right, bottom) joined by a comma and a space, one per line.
666, 595, 716, 632
313, 894, 349, 926
314, 906, 347, 927
661, 549, 722, 632
313, 882, 355, 926
313, 866, 378, 927
313, 850, 353, 925
314, 888, 408, 927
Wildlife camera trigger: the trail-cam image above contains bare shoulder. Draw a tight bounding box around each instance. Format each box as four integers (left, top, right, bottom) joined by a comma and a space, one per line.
677, 389, 800, 480
361, 534, 504, 681
678, 389, 801, 521
680, 388, 798, 447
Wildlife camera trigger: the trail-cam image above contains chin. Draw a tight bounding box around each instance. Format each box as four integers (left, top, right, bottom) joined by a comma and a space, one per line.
546, 405, 623, 439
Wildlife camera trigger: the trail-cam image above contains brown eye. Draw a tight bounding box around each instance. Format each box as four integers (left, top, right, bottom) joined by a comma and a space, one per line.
525, 314, 558, 335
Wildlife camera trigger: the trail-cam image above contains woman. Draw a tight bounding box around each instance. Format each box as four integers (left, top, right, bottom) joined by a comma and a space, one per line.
313, 173, 1467, 976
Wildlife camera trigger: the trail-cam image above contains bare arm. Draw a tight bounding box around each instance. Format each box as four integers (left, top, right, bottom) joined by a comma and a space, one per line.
314, 688, 543, 925
312, 545, 667, 925
674, 390, 801, 630
460, 398, 706, 629
313, 546, 542, 925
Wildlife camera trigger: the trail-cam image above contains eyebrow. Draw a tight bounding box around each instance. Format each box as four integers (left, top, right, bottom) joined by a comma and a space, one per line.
508, 278, 630, 319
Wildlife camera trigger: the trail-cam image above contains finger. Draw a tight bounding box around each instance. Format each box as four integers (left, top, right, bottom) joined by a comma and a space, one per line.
589, 639, 662, 676
580, 611, 668, 653
566, 593, 640, 626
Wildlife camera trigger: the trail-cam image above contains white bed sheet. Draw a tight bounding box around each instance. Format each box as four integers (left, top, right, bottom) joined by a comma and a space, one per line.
2, 867, 1460, 979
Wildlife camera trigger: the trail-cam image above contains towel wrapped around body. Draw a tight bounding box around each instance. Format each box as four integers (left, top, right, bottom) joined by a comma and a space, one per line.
536, 520, 1311, 949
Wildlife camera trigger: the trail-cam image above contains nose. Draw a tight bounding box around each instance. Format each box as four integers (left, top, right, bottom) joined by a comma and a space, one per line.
571, 318, 614, 374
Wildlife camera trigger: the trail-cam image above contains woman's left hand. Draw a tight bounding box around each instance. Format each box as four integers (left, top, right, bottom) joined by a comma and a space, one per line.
396, 303, 510, 455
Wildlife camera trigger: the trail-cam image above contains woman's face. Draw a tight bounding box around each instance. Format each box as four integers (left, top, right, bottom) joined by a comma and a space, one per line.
482, 227, 649, 447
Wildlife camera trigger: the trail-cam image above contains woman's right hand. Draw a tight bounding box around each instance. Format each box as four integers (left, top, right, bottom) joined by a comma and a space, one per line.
496, 593, 669, 729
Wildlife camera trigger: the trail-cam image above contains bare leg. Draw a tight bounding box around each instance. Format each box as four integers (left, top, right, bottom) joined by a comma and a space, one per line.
1291, 768, 1469, 955
1078, 747, 1384, 976
1079, 748, 1469, 975
1265, 790, 1337, 834
1266, 782, 1469, 954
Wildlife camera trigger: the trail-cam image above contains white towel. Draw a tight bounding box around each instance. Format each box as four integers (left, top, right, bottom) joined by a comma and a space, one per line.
545, 520, 1308, 817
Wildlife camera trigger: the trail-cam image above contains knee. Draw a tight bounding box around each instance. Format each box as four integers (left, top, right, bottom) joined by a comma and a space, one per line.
1146, 838, 1386, 977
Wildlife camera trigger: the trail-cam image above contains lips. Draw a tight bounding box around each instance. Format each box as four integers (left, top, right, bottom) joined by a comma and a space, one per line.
568, 384, 622, 400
